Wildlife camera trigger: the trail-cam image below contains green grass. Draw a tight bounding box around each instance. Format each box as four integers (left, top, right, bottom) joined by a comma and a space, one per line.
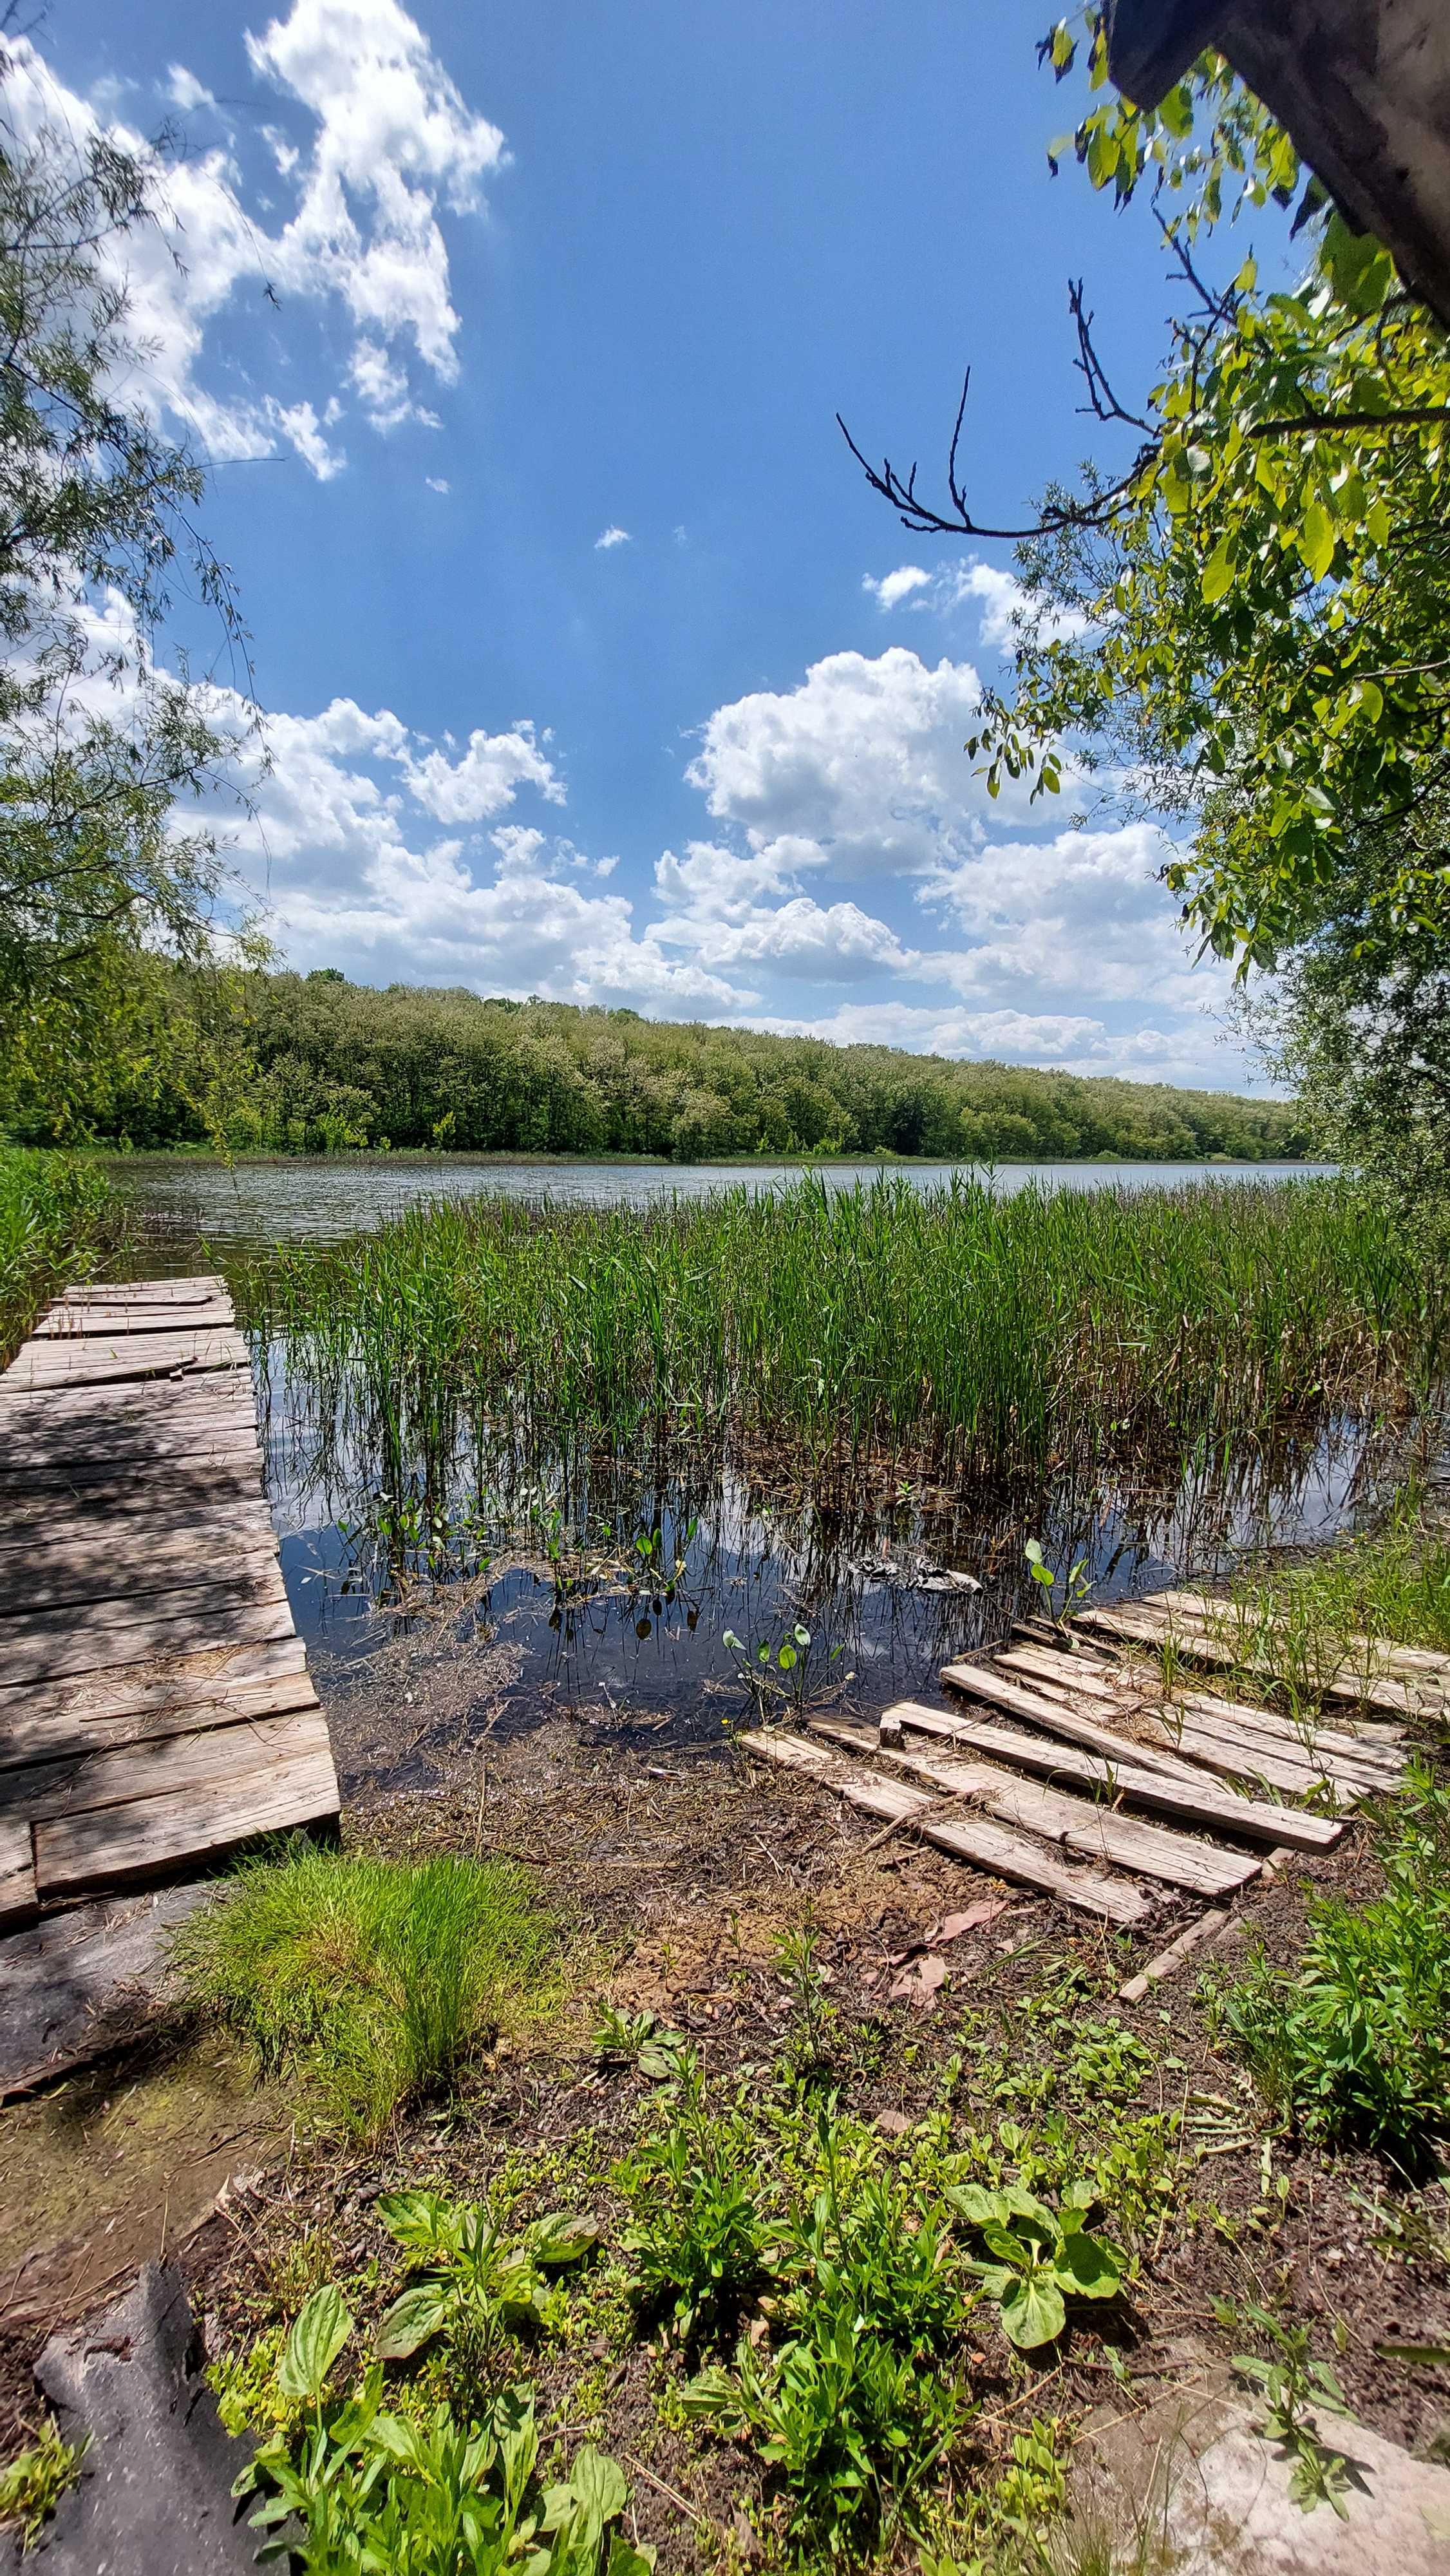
174, 1844, 557, 2137
1218, 1768, 1450, 2161
0, 2421, 85, 2548
241, 1172, 1440, 1502
0, 1147, 120, 1362
1215, 1502, 1450, 1688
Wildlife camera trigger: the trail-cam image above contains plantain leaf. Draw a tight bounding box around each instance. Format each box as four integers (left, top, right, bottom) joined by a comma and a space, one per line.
373, 2284, 453, 2360
277, 2283, 353, 2401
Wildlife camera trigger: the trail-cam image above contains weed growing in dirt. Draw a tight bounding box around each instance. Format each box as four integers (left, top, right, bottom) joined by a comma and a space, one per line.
946, 2183, 1125, 2351
234, 2282, 652, 2576
1218, 2300, 1355, 2517
0, 2421, 86, 2549
372, 2193, 598, 2365
1217, 1769, 1450, 2159
174, 1842, 556, 2136
616, 2050, 777, 2342
684, 2109, 975, 2557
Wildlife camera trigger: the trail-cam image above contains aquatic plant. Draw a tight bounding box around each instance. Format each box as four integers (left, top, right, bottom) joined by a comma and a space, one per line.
241, 1172, 1443, 1509
0, 1148, 120, 1361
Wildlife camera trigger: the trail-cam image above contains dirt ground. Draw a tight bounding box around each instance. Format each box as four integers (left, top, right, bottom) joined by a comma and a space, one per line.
3, 1603, 1449, 2560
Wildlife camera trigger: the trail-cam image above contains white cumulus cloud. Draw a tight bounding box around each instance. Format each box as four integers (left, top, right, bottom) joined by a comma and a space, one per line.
3, 2, 505, 474
595, 526, 632, 551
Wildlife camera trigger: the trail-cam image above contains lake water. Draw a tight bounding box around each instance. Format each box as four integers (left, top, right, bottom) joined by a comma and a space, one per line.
105, 1151, 1362, 1782
112, 1150, 1326, 1264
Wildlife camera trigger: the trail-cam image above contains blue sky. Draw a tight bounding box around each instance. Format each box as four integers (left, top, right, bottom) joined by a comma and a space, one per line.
26, 1, 1267, 1087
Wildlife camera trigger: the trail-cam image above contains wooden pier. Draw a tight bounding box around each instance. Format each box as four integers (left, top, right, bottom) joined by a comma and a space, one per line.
0, 1276, 339, 1924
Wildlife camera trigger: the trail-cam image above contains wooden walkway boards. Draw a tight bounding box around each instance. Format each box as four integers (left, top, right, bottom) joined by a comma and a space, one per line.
0, 1276, 339, 1924
744, 1607, 1417, 1929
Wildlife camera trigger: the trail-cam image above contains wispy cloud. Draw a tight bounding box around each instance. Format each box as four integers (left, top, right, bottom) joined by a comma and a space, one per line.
594, 525, 632, 551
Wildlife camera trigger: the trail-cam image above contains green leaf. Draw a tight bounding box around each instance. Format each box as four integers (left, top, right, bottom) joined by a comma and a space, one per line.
373, 2284, 453, 2360
1298, 503, 1336, 583
1057, 2229, 1125, 2299
1200, 538, 1238, 605
948, 2183, 1012, 2226
569, 2449, 629, 2523
1375, 2341, 1450, 2367
375, 2190, 455, 2255
529, 2214, 601, 2268
999, 2272, 1067, 2349
277, 2283, 353, 2401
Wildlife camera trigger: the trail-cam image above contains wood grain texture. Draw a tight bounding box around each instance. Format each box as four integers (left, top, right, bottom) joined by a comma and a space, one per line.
885, 1701, 1342, 1850
811, 1717, 1258, 1897
0, 1281, 336, 1903
740, 1726, 1152, 1924
33, 1739, 341, 1896
0, 1822, 37, 1924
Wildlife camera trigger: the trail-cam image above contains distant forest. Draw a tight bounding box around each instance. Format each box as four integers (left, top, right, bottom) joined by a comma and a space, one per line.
120, 973, 1304, 1164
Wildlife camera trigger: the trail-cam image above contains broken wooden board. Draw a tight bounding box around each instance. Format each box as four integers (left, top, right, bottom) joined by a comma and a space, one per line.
995, 1640, 1403, 1797
939, 1660, 1210, 1788
740, 1726, 1153, 1924
883, 1701, 1342, 1852
0, 1277, 337, 1916
811, 1717, 1260, 1897
1077, 1601, 1444, 1718
1147, 1589, 1450, 1683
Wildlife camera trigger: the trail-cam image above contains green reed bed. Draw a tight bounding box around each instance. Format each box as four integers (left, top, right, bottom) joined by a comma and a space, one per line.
0, 1147, 120, 1363
240, 1175, 1444, 1498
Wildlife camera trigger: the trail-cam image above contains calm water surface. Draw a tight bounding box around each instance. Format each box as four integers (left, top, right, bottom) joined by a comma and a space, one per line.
107, 1151, 1362, 1780
110, 1151, 1325, 1262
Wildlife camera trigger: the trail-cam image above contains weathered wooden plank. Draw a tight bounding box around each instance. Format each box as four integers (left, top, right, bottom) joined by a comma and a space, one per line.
0, 1377, 254, 1425
1077, 1604, 1443, 1717
0, 1669, 320, 1772
3, 1330, 249, 1393
812, 1718, 1259, 1897
0, 1564, 287, 1645
0, 1542, 283, 1618
0, 1590, 295, 1686
997, 1653, 1383, 1800
0, 1822, 37, 1923
1, 1707, 333, 1824
997, 1640, 1401, 1786
0, 1499, 276, 1561
33, 1298, 236, 1338
0, 1473, 266, 1535
740, 1727, 1152, 1924
939, 1660, 1210, 1787
1119, 1909, 1231, 2004
889, 1702, 1343, 1851
0, 1447, 265, 1493
997, 1643, 1140, 1705
1146, 1590, 1450, 1680
33, 1739, 340, 1897
57, 1274, 225, 1304
0, 1638, 311, 1757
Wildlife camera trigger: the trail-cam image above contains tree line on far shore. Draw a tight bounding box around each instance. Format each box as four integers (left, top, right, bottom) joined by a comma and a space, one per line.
38, 969, 1301, 1164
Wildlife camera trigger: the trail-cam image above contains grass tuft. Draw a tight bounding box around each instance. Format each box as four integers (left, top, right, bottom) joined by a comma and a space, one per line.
174, 1842, 556, 2136
0, 2422, 86, 2548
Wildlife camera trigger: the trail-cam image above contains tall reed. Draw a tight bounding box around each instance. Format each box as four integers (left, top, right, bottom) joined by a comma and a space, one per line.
241, 1175, 1444, 1502
0, 1148, 120, 1363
